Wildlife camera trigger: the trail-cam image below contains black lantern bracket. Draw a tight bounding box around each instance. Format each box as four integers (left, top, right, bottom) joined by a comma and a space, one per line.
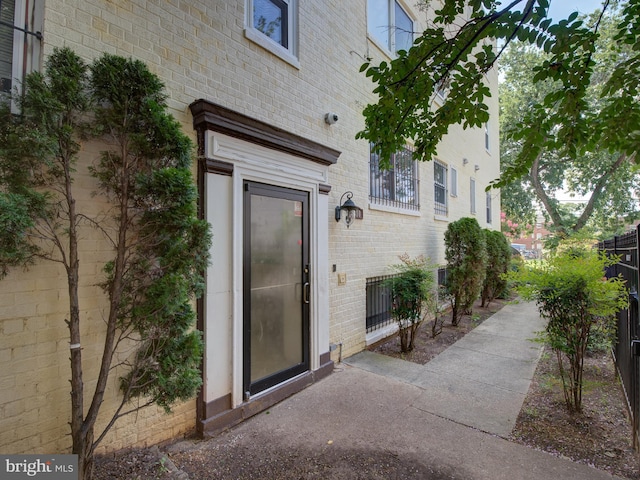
335, 191, 359, 228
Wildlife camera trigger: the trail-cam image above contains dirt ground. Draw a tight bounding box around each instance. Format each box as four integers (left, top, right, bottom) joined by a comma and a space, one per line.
366, 297, 508, 364
510, 346, 639, 479
94, 297, 640, 479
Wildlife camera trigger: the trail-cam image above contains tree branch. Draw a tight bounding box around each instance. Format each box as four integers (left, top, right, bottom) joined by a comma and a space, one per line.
573, 152, 633, 231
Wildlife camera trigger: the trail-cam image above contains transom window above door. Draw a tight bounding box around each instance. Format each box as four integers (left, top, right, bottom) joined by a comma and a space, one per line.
367, 0, 414, 54
246, 0, 299, 67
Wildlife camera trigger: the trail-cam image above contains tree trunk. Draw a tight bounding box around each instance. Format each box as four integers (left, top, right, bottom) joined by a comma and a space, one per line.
75, 427, 94, 480
64, 153, 92, 478
530, 151, 633, 234
399, 326, 410, 352
451, 300, 460, 326
432, 313, 444, 337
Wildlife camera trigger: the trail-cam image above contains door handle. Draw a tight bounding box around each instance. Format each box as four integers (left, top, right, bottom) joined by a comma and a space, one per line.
303, 282, 310, 304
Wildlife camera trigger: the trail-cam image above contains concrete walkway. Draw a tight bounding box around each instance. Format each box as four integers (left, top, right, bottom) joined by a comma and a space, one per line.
344, 300, 546, 437
164, 300, 625, 479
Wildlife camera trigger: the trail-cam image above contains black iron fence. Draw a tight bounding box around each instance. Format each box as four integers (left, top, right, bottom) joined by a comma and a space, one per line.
365, 268, 449, 334
599, 225, 640, 450
365, 275, 395, 333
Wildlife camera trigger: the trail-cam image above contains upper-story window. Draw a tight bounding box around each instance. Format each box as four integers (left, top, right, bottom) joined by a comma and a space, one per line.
369, 144, 419, 210
1, 0, 42, 103
484, 122, 490, 152
470, 178, 476, 214
450, 166, 458, 197
367, 0, 414, 54
246, 0, 299, 67
434, 160, 447, 216
486, 191, 492, 224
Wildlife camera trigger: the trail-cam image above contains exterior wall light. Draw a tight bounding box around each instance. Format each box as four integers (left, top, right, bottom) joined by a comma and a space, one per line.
335, 191, 359, 228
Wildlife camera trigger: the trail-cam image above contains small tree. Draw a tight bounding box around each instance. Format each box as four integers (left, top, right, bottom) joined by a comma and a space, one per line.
0, 48, 211, 479
481, 229, 511, 307
444, 217, 487, 326
512, 247, 627, 413
431, 285, 451, 338
385, 254, 437, 353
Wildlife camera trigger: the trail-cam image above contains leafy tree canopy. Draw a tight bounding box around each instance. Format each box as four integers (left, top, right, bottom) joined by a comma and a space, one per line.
500, 7, 640, 237
357, 0, 640, 196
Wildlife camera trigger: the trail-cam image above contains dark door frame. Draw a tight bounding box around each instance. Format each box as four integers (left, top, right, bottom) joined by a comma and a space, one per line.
242, 181, 310, 397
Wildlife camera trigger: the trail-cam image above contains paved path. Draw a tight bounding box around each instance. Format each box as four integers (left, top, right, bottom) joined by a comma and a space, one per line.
344, 300, 546, 437
166, 300, 625, 479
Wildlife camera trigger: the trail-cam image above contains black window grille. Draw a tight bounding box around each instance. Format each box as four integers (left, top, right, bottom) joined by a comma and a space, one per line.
369, 144, 419, 210
366, 274, 396, 333
437, 267, 448, 287
0, 0, 42, 95
434, 160, 448, 215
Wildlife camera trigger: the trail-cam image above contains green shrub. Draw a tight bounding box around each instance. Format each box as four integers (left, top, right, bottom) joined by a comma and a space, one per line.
0, 47, 211, 479
385, 254, 437, 352
481, 229, 511, 306
444, 217, 487, 325
510, 247, 627, 412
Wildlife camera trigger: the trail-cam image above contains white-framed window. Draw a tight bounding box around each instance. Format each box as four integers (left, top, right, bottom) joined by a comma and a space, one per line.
450, 166, 458, 197
367, 0, 414, 54
1, 0, 42, 106
245, 0, 299, 67
369, 144, 419, 210
434, 160, 447, 216
486, 191, 492, 224
484, 122, 490, 152
470, 178, 476, 214
435, 78, 450, 102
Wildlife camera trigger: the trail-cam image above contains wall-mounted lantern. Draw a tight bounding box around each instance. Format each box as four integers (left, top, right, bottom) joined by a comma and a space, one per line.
335, 191, 359, 228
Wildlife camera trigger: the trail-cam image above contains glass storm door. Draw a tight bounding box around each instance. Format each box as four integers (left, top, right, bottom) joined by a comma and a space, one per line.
243, 182, 310, 397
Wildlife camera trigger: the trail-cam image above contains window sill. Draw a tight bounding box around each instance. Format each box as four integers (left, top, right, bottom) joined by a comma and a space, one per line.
366, 34, 394, 59
245, 28, 300, 69
434, 214, 448, 222
369, 202, 420, 217
366, 323, 398, 346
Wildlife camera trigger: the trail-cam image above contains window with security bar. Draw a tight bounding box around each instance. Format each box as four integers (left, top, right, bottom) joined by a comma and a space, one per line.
0, 0, 42, 105
434, 160, 448, 216
369, 143, 419, 210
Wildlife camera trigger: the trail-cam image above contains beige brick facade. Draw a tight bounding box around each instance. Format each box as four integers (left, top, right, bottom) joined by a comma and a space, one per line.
1, 0, 499, 454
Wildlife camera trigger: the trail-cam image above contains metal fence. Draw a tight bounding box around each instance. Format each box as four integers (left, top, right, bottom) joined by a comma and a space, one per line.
366, 268, 449, 334
599, 226, 640, 450
365, 275, 395, 333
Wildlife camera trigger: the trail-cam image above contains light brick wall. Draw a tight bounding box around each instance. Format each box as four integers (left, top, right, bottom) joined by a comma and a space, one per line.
1, 0, 500, 453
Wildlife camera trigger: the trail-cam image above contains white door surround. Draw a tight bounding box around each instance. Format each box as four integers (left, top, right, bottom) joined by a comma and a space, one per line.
189, 99, 338, 435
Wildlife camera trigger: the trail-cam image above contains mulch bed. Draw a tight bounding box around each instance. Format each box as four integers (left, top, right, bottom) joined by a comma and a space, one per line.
367, 297, 511, 363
